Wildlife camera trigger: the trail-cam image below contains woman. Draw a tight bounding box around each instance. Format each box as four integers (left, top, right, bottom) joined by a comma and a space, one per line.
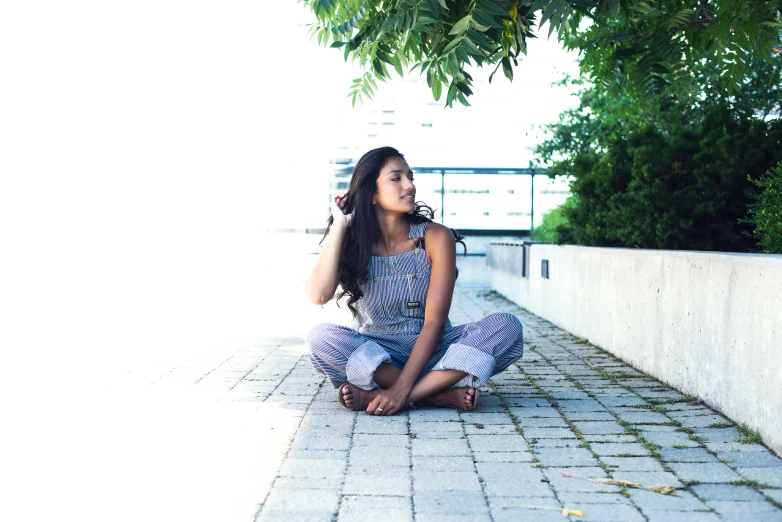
305, 146, 524, 416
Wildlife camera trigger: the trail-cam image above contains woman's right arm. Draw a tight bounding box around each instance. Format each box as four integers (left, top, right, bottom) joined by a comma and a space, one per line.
304, 194, 351, 305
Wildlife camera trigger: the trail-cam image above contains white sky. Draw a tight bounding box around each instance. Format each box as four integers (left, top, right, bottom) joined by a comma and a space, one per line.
0, 2, 579, 388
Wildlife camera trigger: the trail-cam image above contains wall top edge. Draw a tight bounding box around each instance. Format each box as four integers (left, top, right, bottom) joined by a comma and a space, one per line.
527, 244, 782, 263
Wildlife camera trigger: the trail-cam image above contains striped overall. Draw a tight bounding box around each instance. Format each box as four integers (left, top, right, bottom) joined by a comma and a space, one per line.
307, 222, 524, 390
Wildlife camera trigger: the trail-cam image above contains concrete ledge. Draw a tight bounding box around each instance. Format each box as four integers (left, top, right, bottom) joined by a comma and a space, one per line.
489, 243, 782, 456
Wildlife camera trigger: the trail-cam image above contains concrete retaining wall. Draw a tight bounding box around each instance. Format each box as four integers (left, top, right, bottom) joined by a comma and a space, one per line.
488, 242, 782, 456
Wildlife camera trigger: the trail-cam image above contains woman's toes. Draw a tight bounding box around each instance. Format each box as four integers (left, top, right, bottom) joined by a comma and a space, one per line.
342, 385, 354, 407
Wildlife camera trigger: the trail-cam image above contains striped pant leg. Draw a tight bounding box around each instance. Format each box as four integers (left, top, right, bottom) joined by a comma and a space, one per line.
432, 312, 524, 387
306, 323, 392, 390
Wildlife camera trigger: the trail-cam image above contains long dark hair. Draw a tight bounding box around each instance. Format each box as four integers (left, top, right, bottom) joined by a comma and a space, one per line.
321, 146, 465, 318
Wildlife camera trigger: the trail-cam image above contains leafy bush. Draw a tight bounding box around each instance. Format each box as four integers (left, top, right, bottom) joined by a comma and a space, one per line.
532, 197, 575, 244
535, 60, 782, 252
744, 162, 782, 254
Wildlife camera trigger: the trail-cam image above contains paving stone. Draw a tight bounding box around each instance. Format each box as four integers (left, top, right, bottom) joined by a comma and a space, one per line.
481, 477, 554, 496
523, 427, 578, 439
666, 407, 715, 418
301, 414, 356, 428
472, 451, 534, 462
508, 407, 562, 418
412, 456, 475, 472
690, 427, 742, 443
640, 430, 699, 448
337, 496, 412, 522
274, 477, 343, 490
705, 442, 768, 453
258, 509, 334, 522
410, 420, 463, 432
459, 412, 513, 424
503, 397, 551, 408
643, 511, 720, 522
638, 424, 680, 433
286, 449, 350, 460
297, 426, 354, 438
555, 492, 633, 505
548, 390, 591, 400
476, 462, 543, 480
544, 467, 620, 493
412, 430, 465, 439
659, 448, 718, 463
707, 501, 782, 520
677, 415, 733, 429
487, 496, 565, 522
413, 491, 489, 516
584, 434, 638, 443
737, 467, 782, 487
668, 462, 743, 483
343, 471, 411, 496
534, 447, 599, 467
518, 416, 568, 428
278, 458, 347, 478
612, 471, 683, 488
291, 436, 352, 451
412, 438, 470, 457
349, 446, 409, 469
562, 503, 645, 521
590, 443, 649, 457
716, 450, 782, 468
555, 400, 609, 412
413, 471, 483, 492
691, 484, 767, 502
408, 408, 461, 421
464, 424, 516, 435
764, 488, 782, 504
573, 422, 627, 435
601, 456, 666, 472
467, 434, 528, 452
628, 488, 709, 512
597, 396, 648, 407
262, 488, 340, 513
415, 511, 491, 522
529, 438, 584, 448
562, 411, 617, 421
353, 420, 409, 434
614, 411, 672, 424
486, 495, 560, 510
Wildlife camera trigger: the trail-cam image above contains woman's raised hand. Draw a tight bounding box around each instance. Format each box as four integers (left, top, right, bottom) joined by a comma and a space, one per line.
330, 192, 353, 229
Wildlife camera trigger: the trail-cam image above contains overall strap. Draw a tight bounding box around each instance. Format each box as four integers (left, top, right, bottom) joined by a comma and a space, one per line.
409, 221, 428, 249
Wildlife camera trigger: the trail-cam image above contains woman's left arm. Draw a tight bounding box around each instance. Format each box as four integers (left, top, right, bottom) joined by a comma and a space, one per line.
366, 224, 456, 414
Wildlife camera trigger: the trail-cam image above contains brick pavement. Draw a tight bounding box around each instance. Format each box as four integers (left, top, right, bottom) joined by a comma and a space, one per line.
154, 287, 782, 522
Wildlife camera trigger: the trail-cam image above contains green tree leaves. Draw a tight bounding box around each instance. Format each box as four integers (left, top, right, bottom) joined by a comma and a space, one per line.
301, 0, 782, 106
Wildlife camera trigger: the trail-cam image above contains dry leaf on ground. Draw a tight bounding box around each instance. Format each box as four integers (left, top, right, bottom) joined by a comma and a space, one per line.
561, 471, 683, 497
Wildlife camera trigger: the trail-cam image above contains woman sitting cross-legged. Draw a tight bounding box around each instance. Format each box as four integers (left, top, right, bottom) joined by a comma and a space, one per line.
304, 146, 524, 416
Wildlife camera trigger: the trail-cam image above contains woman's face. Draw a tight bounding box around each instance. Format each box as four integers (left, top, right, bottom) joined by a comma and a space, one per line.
373, 156, 416, 214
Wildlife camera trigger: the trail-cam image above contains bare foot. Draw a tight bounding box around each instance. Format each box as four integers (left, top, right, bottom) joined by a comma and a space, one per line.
338, 384, 381, 411
424, 387, 478, 411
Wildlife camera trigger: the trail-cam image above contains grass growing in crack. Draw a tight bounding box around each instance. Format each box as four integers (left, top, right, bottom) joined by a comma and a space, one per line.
620, 486, 631, 498
672, 444, 690, 449
736, 423, 762, 444
688, 434, 704, 443
682, 480, 701, 486
618, 419, 641, 436
649, 395, 698, 405
706, 422, 734, 429
631, 404, 668, 413
642, 441, 662, 459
